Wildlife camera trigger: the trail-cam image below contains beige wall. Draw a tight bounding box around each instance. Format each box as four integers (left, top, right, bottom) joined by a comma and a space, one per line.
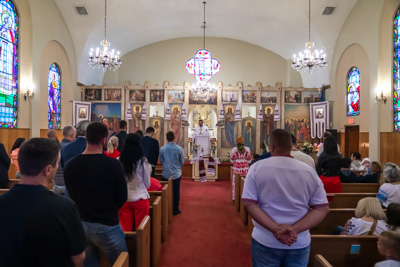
103, 37, 302, 88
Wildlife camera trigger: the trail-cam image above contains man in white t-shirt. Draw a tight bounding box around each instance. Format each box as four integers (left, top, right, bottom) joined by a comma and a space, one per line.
290, 134, 315, 169
242, 129, 329, 266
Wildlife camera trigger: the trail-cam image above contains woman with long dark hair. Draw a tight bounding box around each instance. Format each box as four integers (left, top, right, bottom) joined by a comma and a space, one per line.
118, 133, 151, 231
316, 136, 342, 196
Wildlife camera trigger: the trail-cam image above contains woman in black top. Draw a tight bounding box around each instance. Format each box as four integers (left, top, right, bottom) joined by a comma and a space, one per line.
0, 142, 10, 188
316, 136, 342, 196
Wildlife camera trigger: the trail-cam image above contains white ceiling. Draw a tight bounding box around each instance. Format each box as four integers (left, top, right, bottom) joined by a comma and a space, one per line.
53, 0, 358, 86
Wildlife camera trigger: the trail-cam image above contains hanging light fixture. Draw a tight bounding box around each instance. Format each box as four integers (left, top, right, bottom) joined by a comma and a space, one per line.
291, 0, 327, 73
88, 0, 121, 71
185, 1, 221, 97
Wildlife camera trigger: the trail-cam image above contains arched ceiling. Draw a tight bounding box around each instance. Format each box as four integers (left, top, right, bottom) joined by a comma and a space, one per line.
53, 0, 358, 86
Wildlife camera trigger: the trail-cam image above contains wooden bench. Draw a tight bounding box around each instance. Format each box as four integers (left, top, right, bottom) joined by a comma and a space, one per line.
7, 179, 54, 190
149, 184, 169, 243
309, 235, 384, 267
314, 254, 333, 267
150, 196, 162, 267
310, 209, 355, 234
100, 252, 129, 267
159, 177, 173, 224
240, 177, 248, 225
0, 189, 8, 195
341, 183, 379, 193
328, 193, 377, 208
99, 216, 151, 267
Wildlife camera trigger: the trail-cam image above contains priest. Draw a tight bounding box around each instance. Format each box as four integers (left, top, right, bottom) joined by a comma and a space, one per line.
193, 119, 210, 136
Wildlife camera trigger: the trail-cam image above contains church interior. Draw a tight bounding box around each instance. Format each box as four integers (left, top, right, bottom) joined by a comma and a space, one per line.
1, 0, 400, 265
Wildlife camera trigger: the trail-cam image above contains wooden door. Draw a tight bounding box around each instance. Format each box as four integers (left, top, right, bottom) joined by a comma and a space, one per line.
345, 125, 359, 158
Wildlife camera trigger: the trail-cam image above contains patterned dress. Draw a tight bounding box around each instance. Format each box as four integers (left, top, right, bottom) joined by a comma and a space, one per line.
230, 146, 252, 200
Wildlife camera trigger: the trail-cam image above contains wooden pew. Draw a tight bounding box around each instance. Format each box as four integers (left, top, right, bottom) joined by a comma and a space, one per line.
328, 193, 377, 208
7, 179, 54, 190
341, 183, 379, 193
150, 196, 162, 267
0, 189, 8, 195
159, 177, 173, 224
314, 254, 333, 267
240, 177, 248, 225
99, 216, 151, 267
113, 252, 129, 267
234, 173, 241, 211
309, 235, 384, 267
310, 209, 355, 234
125, 216, 151, 267
149, 184, 169, 243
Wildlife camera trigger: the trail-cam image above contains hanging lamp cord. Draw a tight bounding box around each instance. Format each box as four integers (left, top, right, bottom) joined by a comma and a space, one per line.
104, 0, 107, 40
203, 1, 206, 50
308, 0, 311, 42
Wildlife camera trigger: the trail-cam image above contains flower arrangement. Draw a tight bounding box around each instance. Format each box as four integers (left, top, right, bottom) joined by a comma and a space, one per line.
302, 142, 314, 155
261, 141, 269, 154
193, 144, 200, 155
211, 144, 217, 157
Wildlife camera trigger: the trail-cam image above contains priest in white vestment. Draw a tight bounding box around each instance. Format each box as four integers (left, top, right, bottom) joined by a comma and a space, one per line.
193, 119, 210, 136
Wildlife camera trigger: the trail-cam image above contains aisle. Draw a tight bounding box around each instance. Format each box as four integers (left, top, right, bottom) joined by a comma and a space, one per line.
158, 179, 252, 267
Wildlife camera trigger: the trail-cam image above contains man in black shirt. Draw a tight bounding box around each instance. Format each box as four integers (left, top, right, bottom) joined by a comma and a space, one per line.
115, 120, 128, 151
142, 126, 160, 177
65, 122, 128, 266
0, 138, 86, 266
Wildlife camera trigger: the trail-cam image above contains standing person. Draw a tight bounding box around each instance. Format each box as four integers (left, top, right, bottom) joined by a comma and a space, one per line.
290, 134, 315, 169
10, 138, 25, 179
61, 120, 91, 167
119, 133, 151, 230
115, 120, 127, 152
53, 125, 76, 195
316, 136, 342, 195
193, 119, 209, 135
105, 136, 120, 159
230, 137, 252, 200
64, 122, 128, 266
242, 129, 329, 266
0, 138, 86, 266
160, 131, 184, 215
142, 127, 160, 177
0, 141, 10, 188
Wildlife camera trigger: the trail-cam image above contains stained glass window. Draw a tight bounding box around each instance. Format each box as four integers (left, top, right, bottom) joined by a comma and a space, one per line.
48, 63, 61, 129
0, 0, 18, 128
394, 7, 400, 131
346, 66, 360, 117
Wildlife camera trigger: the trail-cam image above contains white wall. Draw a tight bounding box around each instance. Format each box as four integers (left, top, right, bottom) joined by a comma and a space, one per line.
103, 37, 302, 88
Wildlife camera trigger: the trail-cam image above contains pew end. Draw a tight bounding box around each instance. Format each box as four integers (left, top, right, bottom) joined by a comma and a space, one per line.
113, 252, 129, 267
150, 196, 162, 267
314, 254, 333, 267
125, 215, 151, 267
149, 184, 169, 243
159, 177, 173, 224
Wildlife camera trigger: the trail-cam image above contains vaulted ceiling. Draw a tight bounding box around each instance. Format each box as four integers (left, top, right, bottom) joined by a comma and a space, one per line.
53, 0, 358, 86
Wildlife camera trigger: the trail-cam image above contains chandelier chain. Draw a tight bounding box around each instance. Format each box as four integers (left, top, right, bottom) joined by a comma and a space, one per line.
104, 0, 107, 40
203, 1, 206, 50
308, 0, 310, 42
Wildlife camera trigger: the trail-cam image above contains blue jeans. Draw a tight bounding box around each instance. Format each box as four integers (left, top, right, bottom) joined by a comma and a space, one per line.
252, 238, 310, 267
82, 221, 127, 267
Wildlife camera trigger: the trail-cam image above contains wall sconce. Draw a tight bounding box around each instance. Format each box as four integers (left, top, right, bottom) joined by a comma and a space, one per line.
23, 89, 34, 101
375, 91, 387, 104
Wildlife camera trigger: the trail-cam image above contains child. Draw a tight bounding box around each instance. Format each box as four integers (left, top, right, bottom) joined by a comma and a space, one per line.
375, 231, 400, 266
339, 157, 360, 183
359, 157, 372, 176
350, 152, 362, 171
387, 203, 400, 232
360, 161, 383, 183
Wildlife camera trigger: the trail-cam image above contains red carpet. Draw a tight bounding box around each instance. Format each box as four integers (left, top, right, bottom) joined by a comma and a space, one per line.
159, 179, 252, 267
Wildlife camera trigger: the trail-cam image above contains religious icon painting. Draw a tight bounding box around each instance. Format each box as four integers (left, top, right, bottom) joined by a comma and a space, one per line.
221, 104, 237, 148
189, 90, 217, 105
285, 91, 302, 103
91, 103, 122, 134
303, 91, 321, 103
73, 101, 91, 126
284, 105, 310, 144
150, 90, 164, 102
169, 104, 184, 147
84, 88, 102, 101
260, 105, 276, 148
261, 91, 277, 103
150, 116, 164, 148
242, 91, 257, 103
315, 108, 324, 119
130, 104, 144, 134
168, 90, 184, 103
104, 89, 122, 101
222, 91, 238, 103
129, 89, 146, 102
242, 117, 256, 153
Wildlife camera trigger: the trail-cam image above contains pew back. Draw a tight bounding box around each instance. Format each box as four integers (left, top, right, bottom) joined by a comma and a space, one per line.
113, 252, 129, 267
314, 254, 333, 267
341, 183, 379, 193
150, 196, 161, 267
149, 184, 169, 243
7, 179, 54, 190
125, 216, 151, 267
309, 235, 384, 267
159, 177, 173, 224
310, 209, 355, 235
329, 193, 377, 208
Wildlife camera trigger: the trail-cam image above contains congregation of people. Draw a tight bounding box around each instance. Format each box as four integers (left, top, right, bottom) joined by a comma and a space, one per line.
0, 122, 400, 266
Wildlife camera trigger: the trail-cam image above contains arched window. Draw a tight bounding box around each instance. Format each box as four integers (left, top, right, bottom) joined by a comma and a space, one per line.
48, 63, 61, 129
0, 0, 18, 128
394, 7, 400, 131
346, 66, 360, 117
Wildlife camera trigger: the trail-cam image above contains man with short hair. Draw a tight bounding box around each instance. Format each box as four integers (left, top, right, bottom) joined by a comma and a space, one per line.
115, 120, 128, 151
290, 134, 315, 169
64, 122, 128, 266
61, 120, 91, 167
142, 126, 160, 177
193, 119, 209, 136
242, 129, 329, 266
160, 131, 184, 215
47, 129, 59, 142
350, 152, 362, 171
0, 138, 86, 266
53, 125, 77, 195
